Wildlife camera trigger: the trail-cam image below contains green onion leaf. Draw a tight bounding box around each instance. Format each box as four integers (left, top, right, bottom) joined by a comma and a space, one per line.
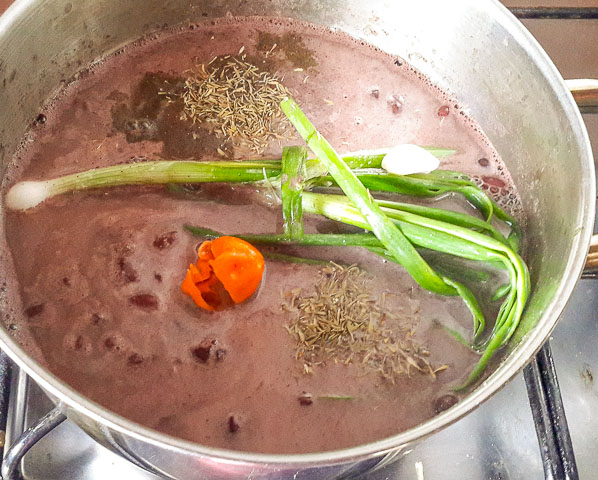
281, 146, 307, 240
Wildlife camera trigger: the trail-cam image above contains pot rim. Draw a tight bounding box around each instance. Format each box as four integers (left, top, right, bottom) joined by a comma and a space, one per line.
0, 0, 594, 468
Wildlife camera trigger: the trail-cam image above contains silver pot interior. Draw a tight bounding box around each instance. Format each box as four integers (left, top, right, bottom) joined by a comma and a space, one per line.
0, 0, 593, 479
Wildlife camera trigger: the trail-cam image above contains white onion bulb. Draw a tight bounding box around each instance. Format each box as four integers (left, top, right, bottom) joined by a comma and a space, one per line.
5, 181, 52, 211
381, 144, 441, 176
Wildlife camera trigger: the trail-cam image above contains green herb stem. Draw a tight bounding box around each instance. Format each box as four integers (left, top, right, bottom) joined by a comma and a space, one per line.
21, 147, 456, 209
302, 193, 504, 263
313, 168, 520, 251
306, 146, 455, 174
47, 161, 280, 197
281, 146, 307, 239
185, 224, 382, 247
263, 252, 328, 265
374, 198, 510, 247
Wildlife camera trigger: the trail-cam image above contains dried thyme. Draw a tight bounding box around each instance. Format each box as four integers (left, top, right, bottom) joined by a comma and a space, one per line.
285, 263, 446, 382
181, 55, 292, 153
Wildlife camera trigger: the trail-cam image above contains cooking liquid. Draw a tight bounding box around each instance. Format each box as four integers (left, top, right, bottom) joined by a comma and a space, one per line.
1, 17, 523, 453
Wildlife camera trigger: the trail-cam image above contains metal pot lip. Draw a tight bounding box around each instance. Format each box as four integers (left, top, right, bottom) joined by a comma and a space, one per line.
0, 0, 595, 468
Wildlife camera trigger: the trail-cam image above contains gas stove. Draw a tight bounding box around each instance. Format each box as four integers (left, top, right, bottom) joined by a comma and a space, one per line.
1, 4, 597, 480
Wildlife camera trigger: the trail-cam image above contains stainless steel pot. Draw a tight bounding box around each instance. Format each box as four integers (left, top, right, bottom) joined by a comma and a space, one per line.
0, 1, 594, 479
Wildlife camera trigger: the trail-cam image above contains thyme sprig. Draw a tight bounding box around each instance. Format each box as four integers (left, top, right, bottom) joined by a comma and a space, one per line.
182, 56, 292, 153
284, 262, 443, 381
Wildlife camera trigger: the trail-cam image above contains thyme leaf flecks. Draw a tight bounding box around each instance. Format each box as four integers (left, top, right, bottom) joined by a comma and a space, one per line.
284, 262, 446, 382
181, 56, 293, 153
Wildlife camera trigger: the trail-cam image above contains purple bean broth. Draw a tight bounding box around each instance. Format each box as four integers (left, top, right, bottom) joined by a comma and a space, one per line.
0, 17, 523, 454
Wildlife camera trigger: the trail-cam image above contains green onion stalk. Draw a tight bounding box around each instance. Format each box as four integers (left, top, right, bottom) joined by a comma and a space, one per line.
348, 170, 522, 251
5, 149, 463, 211
6, 148, 510, 241
281, 146, 307, 240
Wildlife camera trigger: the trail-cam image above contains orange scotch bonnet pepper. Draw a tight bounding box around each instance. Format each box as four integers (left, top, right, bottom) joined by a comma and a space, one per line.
181, 236, 265, 311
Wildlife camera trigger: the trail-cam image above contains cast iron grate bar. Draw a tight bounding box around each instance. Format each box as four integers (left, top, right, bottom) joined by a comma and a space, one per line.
510, 7, 598, 19
524, 342, 579, 480
0, 353, 12, 460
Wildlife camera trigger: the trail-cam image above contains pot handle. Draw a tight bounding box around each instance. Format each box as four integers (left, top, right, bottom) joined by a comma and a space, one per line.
565, 80, 598, 273
1, 407, 66, 480
565, 79, 598, 111
585, 235, 598, 272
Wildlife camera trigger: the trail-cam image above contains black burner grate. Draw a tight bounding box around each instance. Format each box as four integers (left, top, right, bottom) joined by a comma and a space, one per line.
509, 7, 598, 19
